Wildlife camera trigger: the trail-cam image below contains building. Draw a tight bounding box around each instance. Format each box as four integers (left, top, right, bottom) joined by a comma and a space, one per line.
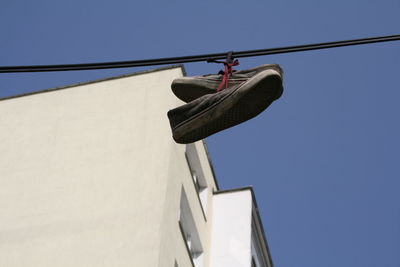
0, 65, 273, 267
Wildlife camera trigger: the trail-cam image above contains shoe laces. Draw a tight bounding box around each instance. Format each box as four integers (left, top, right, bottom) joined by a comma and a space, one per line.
207, 52, 240, 92
216, 60, 239, 92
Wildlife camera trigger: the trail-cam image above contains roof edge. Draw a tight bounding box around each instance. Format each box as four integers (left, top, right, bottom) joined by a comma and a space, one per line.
0, 64, 185, 102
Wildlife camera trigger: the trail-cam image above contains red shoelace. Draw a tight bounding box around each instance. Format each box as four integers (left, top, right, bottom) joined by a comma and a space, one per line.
216, 59, 239, 92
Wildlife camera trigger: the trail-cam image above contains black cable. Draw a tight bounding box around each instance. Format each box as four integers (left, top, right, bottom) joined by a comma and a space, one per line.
1, 34, 399, 73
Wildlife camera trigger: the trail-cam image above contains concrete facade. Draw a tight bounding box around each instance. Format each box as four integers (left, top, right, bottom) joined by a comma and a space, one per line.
0, 66, 272, 267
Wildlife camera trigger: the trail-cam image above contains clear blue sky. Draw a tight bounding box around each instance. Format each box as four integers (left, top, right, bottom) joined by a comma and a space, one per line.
1, 1, 399, 266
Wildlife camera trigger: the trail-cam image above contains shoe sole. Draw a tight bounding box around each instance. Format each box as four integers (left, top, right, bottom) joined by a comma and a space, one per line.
172, 69, 283, 144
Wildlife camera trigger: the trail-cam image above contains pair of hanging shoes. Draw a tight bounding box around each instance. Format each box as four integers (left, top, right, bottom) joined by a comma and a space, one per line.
167, 64, 284, 144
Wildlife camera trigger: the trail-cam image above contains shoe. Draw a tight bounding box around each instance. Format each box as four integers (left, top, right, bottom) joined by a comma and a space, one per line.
171, 64, 283, 103
167, 68, 283, 144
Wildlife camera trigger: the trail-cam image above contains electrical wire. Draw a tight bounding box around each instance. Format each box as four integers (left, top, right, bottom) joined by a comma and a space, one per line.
1, 34, 399, 73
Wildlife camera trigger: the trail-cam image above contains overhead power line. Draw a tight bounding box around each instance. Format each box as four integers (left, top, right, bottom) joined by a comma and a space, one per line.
1, 34, 399, 73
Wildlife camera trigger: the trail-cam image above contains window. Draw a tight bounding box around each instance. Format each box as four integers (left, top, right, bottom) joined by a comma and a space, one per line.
185, 144, 208, 217
252, 257, 258, 267
179, 188, 204, 267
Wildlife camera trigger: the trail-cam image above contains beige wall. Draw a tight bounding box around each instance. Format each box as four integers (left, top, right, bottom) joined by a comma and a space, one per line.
0, 66, 217, 267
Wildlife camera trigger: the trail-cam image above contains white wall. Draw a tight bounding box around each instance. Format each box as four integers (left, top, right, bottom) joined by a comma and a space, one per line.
209, 190, 253, 267
0, 67, 186, 267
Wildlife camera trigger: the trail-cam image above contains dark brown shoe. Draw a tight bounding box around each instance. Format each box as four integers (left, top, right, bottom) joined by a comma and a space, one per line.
171, 64, 283, 103
168, 68, 283, 144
